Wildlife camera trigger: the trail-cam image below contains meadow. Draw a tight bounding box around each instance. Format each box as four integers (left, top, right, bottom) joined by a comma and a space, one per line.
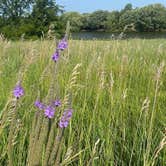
0, 38, 165, 165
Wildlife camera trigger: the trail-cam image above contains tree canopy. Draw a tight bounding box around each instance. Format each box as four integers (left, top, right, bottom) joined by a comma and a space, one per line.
61, 3, 166, 33
0, 0, 34, 19
0, 2, 166, 39
0, 0, 63, 39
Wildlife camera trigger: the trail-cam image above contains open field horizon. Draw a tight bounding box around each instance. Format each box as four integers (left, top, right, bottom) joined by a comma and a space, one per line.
0, 38, 165, 165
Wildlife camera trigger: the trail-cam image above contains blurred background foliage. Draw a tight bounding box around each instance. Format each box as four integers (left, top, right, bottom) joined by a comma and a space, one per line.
0, 1, 166, 39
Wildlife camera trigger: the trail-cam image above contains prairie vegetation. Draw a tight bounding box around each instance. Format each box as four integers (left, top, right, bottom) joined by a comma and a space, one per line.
0, 38, 165, 165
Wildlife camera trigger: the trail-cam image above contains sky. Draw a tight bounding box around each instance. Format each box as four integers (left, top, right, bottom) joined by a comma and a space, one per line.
56, 0, 166, 13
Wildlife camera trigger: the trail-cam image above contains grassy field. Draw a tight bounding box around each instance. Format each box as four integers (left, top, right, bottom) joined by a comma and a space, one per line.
0, 38, 165, 165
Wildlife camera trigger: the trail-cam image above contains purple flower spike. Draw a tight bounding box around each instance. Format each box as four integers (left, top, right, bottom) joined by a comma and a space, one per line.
44, 106, 55, 119
52, 51, 60, 62
53, 99, 61, 107
35, 100, 45, 110
13, 84, 24, 99
57, 38, 68, 50
59, 109, 73, 128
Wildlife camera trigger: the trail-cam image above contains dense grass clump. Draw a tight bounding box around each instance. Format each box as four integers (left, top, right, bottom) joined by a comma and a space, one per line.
0, 38, 165, 165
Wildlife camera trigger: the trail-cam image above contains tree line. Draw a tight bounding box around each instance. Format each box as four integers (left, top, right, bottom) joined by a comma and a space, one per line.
63, 3, 166, 33
0, 0, 64, 39
0, 1, 166, 39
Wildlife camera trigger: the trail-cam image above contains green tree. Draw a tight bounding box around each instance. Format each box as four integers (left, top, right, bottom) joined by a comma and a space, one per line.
84, 10, 109, 30
61, 12, 83, 32
119, 3, 166, 32
0, 0, 34, 38
105, 11, 120, 32
119, 9, 138, 31
137, 4, 166, 31
81, 13, 90, 30
122, 3, 132, 13
0, 0, 34, 21
31, 0, 63, 36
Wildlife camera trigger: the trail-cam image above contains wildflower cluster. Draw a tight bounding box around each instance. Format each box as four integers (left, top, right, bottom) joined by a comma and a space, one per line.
59, 109, 73, 128
13, 83, 24, 99
34, 100, 45, 110
34, 99, 73, 128
52, 37, 68, 62
44, 106, 55, 119
34, 36, 73, 127
13, 36, 73, 128
34, 99, 61, 119
11, 25, 78, 165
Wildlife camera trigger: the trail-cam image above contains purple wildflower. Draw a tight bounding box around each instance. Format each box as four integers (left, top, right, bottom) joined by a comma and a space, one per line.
13, 84, 24, 99
35, 100, 45, 110
53, 99, 61, 107
57, 38, 68, 50
52, 51, 60, 62
44, 106, 55, 119
59, 109, 73, 128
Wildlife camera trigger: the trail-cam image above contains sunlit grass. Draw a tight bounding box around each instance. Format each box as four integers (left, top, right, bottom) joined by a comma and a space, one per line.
0, 38, 165, 165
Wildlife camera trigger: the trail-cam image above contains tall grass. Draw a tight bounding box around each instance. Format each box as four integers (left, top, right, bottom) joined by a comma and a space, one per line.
0, 38, 165, 165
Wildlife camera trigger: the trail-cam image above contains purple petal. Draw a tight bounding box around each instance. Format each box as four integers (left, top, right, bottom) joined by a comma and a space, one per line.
44, 106, 55, 119
13, 84, 24, 99
53, 99, 61, 107
35, 100, 45, 110
57, 38, 68, 50
59, 109, 73, 128
52, 51, 60, 62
